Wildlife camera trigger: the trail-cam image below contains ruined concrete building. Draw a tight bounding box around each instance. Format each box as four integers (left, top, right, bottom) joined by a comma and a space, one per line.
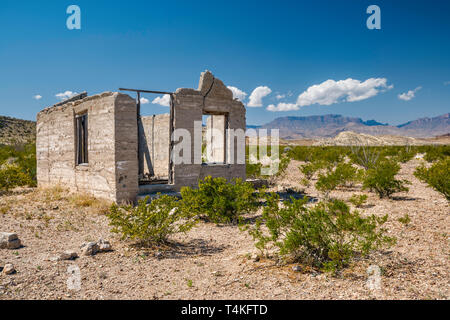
36, 71, 246, 203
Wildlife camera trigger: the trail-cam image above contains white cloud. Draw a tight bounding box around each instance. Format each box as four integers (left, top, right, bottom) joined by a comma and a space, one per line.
276, 94, 286, 100
140, 97, 150, 104
267, 78, 393, 112
152, 94, 171, 107
398, 86, 422, 101
296, 78, 393, 107
55, 91, 78, 100
248, 86, 272, 107
227, 86, 247, 102
444, 81, 450, 86
33, 95, 42, 100
267, 103, 299, 112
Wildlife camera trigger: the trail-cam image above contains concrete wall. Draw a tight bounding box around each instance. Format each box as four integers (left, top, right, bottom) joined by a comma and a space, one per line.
37, 92, 139, 203
114, 93, 139, 202
140, 114, 170, 180
172, 71, 246, 190
36, 71, 246, 201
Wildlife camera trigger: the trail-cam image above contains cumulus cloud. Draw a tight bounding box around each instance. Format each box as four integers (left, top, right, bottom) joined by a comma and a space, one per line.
248, 86, 272, 107
266, 103, 299, 112
227, 86, 247, 102
267, 78, 393, 112
152, 94, 171, 107
140, 97, 150, 104
55, 91, 78, 100
276, 94, 286, 100
296, 78, 393, 107
398, 86, 422, 101
33, 95, 42, 100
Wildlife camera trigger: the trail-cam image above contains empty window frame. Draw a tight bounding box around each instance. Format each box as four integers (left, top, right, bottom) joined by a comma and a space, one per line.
76, 113, 88, 165
202, 114, 227, 164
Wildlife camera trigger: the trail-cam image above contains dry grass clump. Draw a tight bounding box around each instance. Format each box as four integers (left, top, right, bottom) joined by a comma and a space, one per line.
39, 185, 67, 203
17, 186, 112, 215
68, 193, 111, 215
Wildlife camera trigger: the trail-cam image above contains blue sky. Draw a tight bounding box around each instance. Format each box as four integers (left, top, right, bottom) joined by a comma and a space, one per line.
0, 0, 449, 125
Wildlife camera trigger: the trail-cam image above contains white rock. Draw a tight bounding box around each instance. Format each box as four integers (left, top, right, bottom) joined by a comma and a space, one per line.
80, 242, 99, 256
97, 239, 112, 252
3, 264, 16, 275
0, 232, 21, 250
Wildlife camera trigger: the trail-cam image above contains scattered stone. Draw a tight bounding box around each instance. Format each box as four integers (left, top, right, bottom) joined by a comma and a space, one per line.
3, 264, 16, 275
80, 242, 99, 256
0, 232, 21, 250
58, 251, 78, 261
80, 239, 112, 256
251, 254, 260, 262
292, 265, 302, 272
97, 239, 112, 252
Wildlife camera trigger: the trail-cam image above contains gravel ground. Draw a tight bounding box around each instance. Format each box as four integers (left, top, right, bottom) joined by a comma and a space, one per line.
0, 159, 448, 300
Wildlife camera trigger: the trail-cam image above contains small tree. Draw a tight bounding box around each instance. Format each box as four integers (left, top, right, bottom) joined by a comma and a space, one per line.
363, 159, 410, 198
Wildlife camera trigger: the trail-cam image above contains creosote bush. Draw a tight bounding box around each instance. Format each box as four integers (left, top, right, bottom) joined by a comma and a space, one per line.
348, 194, 368, 208
316, 162, 362, 197
414, 158, 450, 200
363, 159, 410, 198
247, 194, 395, 273
180, 177, 258, 224
0, 164, 33, 191
421, 145, 450, 163
107, 195, 196, 245
0, 142, 36, 191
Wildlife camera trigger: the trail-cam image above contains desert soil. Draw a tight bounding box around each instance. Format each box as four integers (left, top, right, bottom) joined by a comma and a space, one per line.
0, 159, 448, 300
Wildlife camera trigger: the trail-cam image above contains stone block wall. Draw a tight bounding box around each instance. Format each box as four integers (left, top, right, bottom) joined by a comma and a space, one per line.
37, 92, 139, 203
171, 71, 246, 190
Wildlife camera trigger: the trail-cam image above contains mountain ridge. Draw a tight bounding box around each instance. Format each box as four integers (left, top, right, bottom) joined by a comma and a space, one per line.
251, 113, 449, 139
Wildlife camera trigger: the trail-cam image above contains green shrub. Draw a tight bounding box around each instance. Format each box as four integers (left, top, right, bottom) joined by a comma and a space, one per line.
362, 159, 410, 198
316, 162, 361, 196
247, 194, 395, 273
246, 146, 290, 178
0, 164, 33, 191
348, 194, 368, 208
246, 162, 263, 179
299, 160, 328, 185
0, 142, 36, 190
288, 146, 313, 162
414, 158, 450, 200
107, 195, 196, 245
397, 214, 411, 225
180, 177, 258, 224
422, 145, 450, 163
391, 146, 417, 163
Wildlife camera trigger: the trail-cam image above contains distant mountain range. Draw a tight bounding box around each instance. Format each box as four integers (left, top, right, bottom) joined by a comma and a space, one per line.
249, 113, 449, 139
0, 112, 448, 146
